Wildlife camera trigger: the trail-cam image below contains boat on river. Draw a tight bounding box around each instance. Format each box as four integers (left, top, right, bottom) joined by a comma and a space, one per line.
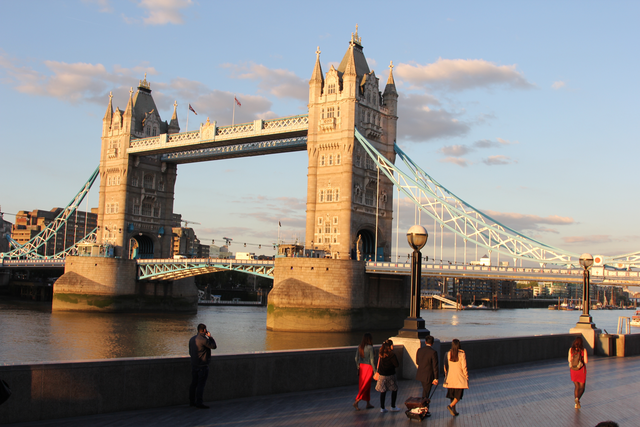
631, 311, 640, 327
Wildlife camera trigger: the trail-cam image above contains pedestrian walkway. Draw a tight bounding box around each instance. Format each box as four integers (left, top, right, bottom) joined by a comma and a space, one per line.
9, 355, 639, 427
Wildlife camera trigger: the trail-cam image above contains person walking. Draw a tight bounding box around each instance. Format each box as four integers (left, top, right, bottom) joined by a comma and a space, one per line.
569, 336, 588, 409
353, 333, 376, 410
415, 335, 439, 416
189, 323, 217, 409
443, 339, 468, 416
375, 340, 400, 413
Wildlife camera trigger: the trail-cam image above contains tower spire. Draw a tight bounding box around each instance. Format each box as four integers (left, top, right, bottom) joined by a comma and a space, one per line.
168, 100, 180, 134
310, 46, 324, 83
103, 91, 113, 122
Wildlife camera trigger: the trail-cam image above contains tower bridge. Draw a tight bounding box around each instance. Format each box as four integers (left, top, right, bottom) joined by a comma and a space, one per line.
4, 27, 640, 330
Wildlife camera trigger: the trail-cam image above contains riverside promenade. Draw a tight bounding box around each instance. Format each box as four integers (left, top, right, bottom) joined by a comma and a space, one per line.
7, 355, 638, 427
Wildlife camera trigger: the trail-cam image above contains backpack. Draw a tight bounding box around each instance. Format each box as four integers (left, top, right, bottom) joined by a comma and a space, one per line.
569, 350, 583, 370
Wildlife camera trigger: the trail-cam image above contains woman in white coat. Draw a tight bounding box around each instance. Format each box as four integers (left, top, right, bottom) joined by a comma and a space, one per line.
443, 339, 469, 416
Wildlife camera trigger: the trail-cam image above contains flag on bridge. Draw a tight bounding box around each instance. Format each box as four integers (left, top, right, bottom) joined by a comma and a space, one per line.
189, 104, 197, 115
235, 97, 241, 107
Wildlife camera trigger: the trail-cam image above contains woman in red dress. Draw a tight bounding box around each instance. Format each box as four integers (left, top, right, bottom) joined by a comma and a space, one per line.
569, 336, 588, 409
353, 333, 377, 410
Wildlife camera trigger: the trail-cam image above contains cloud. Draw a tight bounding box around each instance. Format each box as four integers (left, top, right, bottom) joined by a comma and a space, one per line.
483, 155, 516, 166
396, 58, 535, 92
83, 0, 112, 13
397, 92, 470, 142
0, 53, 277, 124
222, 62, 308, 101
562, 235, 612, 245
552, 81, 565, 90
138, 0, 193, 25
440, 144, 471, 157
483, 210, 574, 233
440, 157, 470, 167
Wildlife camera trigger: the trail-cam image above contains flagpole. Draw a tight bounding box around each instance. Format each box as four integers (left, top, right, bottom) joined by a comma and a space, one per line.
186, 104, 189, 132
232, 95, 236, 126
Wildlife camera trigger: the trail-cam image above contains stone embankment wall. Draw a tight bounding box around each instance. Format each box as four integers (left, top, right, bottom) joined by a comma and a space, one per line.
2, 333, 640, 424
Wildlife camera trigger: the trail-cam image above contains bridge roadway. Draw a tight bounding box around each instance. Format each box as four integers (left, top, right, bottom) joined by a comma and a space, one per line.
8, 355, 637, 427
4, 257, 640, 286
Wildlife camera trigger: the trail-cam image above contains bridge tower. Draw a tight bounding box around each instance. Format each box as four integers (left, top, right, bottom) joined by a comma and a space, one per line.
97, 76, 179, 259
267, 28, 408, 332
52, 77, 197, 312
305, 27, 398, 261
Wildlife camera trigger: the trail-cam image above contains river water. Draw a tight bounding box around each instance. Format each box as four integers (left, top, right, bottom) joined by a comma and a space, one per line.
0, 300, 636, 365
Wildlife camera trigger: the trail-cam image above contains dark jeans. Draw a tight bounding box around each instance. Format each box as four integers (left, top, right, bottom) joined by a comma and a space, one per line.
189, 365, 209, 405
421, 381, 433, 399
380, 390, 397, 408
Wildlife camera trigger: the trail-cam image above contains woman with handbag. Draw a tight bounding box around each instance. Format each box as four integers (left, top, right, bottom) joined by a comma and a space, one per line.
443, 339, 468, 416
353, 333, 376, 410
569, 336, 588, 409
375, 340, 400, 413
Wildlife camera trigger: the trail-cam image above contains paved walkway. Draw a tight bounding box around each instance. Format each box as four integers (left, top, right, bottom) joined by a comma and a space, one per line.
9, 355, 639, 427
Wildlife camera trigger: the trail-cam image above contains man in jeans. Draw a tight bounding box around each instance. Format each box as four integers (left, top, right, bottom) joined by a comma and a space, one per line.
189, 323, 217, 409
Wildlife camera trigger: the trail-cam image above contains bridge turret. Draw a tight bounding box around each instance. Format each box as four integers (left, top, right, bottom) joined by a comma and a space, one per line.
168, 100, 180, 134
102, 92, 113, 135
309, 47, 324, 102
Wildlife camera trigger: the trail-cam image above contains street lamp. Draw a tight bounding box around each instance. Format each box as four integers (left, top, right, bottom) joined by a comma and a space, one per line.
398, 225, 430, 338
577, 253, 595, 328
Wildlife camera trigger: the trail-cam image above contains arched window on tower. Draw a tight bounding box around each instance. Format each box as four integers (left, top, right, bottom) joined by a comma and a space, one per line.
328, 155, 333, 166
326, 189, 333, 202
336, 154, 341, 165
335, 188, 340, 201
320, 155, 325, 166
143, 174, 154, 189
319, 190, 324, 202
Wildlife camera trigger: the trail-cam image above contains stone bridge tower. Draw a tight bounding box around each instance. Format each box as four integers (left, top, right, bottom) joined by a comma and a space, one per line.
98, 76, 180, 259
267, 28, 408, 332
52, 77, 197, 313
306, 27, 398, 261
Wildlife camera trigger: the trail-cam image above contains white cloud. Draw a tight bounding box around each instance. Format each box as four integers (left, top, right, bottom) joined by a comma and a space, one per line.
397, 92, 470, 142
483, 155, 516, 166
222, 62, 308, 101
552, 81, 566, 90
0, 52, 276, 125
83, 0, 112, 13
440, 144, 471, 157
483, 210, 574, 233
562, 235, 611, 245
396, 58, 535, 92
138, 0, 193, 25
440, 157, 470, 167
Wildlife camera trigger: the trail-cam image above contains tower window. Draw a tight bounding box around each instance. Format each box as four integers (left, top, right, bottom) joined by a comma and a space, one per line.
336, 154, 341, 165
335, 188, 340, 201
143, 174, 154, 189
328, 84, 336, 94
327, 107, 334, 118
319, 190, 324, 202
328, 155, 333, 166
326, 189, 333, 202
320, 155, 325, 166
318, 217, 323, 225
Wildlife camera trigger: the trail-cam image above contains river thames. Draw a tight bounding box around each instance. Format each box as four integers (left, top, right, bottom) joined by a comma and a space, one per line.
0, 300, 636, 365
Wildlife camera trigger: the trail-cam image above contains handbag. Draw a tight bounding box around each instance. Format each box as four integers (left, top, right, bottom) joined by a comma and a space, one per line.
373, 355, 381, 381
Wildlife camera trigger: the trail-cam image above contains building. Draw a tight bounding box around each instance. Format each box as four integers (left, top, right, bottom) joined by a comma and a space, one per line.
0, 212, 12, 253
10, 208, 97, 257
171, 227, 199, 258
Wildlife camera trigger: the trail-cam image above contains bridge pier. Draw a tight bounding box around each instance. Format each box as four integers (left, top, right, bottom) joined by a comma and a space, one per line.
52, 256, 197, 312
267, 258, 409, 332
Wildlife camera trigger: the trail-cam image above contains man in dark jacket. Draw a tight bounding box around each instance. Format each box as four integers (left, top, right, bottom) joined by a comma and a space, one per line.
189, 323, 217, 409
415, 335, 439, 415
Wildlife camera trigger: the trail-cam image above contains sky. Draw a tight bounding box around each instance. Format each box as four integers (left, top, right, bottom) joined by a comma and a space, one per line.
1, 1, 639, 263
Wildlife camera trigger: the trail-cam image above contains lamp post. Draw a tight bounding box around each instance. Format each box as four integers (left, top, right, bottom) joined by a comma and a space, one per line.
398, 225, 430, 338
576, 253, 595, 328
